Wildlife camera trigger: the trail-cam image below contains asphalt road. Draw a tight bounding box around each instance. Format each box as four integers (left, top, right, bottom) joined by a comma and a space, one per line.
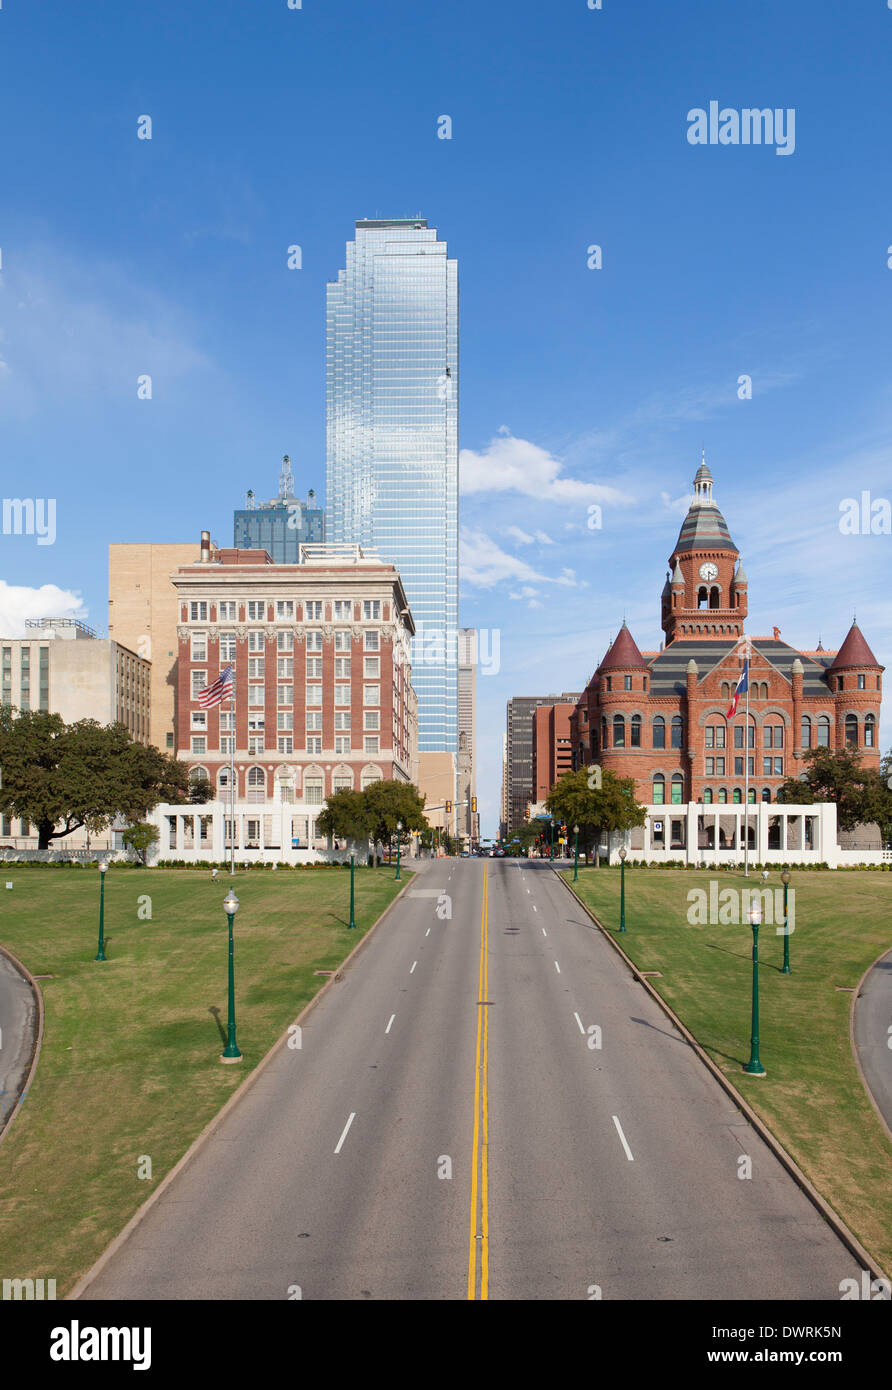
0, 949, 38, 1136
80, 859, 861, 1300
854, 946, 892, 1136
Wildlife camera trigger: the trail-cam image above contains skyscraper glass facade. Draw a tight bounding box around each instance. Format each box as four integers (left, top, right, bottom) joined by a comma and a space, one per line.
326, 219, 459, 754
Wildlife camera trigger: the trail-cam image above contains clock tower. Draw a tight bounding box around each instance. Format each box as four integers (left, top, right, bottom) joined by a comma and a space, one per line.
661, 455, 747, 645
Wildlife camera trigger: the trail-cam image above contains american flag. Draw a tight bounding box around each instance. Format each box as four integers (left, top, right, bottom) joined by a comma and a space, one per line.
198, 664, 234, 710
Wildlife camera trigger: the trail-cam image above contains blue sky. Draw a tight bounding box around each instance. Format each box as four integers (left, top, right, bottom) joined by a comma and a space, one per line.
1, 0, 890, 836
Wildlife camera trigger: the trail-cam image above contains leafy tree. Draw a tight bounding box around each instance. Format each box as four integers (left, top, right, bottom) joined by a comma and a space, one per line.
514, 820, 542, 855
779, 747, 892, 834
546, 766, 646, 865
362, 779, 428, 867
188, 775, 214, 805
0, 709, 194, 849
315, 789, 375, 848
122, 822, 160, 865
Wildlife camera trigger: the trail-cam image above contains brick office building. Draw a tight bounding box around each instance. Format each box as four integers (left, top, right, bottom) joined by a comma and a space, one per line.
571, 460, 884, 812
531, 702, 576, 808
167, 540, 417, 856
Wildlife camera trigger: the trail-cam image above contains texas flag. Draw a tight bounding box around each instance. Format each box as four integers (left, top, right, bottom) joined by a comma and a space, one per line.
726, 658, 750, 718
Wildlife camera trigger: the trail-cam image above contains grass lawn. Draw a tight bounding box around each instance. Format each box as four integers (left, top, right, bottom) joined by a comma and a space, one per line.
0, 864, 408, 1295
561, 866, 892, 1275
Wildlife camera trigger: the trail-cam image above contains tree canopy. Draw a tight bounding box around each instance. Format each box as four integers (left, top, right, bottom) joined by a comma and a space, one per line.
778, 747, 892, 834
545, 766, 646, 855
0, 709, 200, 849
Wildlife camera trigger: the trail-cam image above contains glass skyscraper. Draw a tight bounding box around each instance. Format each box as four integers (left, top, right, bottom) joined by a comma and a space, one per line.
326, 219, 459, 754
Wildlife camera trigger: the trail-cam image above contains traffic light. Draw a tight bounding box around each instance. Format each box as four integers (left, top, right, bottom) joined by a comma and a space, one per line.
445, 800, 452, 814
471, 797, 477, 813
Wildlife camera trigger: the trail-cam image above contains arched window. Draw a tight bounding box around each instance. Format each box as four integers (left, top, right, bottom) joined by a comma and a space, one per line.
652, 773, 665, 805
670, 773, 684, 804
247, 766, 266, 803
721, 682, 730, 701
671, 715, 684, 749
732, 788, 742, 804
190, 765, 208, 785
817, 716, 830, 747
709, 586, 720, 609
698, 586, 709, 609
748, 787, 756, 803
332, 764, 354, 794
801, 715, 811, 748
218, 766, 232, 791
361, 765, 383, 791
630, 714, 642, 748
613, 714, 626, 748
845, 714, 858, 747
717, 787, 728, 803
703, 788, 713, 804
865, 713, 876, 748
761, 788, 771, 802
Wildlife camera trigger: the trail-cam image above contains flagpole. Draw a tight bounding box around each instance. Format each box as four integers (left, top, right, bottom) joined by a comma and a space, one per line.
744, 672, 750, 879
229, 687, 235, 877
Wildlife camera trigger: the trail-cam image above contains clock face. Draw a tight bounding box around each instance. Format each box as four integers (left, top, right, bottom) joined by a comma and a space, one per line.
699, 562, 719, 582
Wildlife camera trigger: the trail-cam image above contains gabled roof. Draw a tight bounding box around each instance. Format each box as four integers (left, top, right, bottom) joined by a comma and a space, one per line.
827, 622, 882, 671
598, 622, 648, 672
646, 639, 833, 697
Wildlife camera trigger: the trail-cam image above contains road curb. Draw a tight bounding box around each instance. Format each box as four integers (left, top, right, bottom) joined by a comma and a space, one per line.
554, 867, 891, 1287
68, 868, 418, 1301
0, 943, 45, 1149
849, 946, 892, 1149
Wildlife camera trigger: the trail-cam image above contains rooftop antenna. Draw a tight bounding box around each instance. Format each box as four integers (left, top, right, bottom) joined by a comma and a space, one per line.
279, 454, 294, 501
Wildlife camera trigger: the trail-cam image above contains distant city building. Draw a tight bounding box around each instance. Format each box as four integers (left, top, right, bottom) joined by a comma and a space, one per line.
505, 693, 582, 835
531, 701, 576, 809
171, 540, 417, 857
326, 218, 458, 756
234, 455, 325, 563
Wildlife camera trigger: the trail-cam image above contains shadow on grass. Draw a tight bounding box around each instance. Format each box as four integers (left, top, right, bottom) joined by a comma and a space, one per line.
706, 941, 791, 975
208, 1005, 226, 1044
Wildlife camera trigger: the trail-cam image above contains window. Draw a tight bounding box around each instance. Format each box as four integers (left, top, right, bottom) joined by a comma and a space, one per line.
817, 716, 830, 747
248, 683, 264, 706
773, 757, 783, 776
703, 788, 713, 804
865, 713, 876, 747
364, 630, 379, 651
277, 657, 293, 679
189, 602, 208, 621
857, 673, 866, 690
630, 714, 641, 747
334, 711, 351, 730
733, 724, 755, 748
334, 657, 351, 679
717, 787, 727, 803
652, 774, 665, 804
248, 657, 265, 678
715, 758, 725, 775
247, 767, 266, 802
845, 714, 858, 747
306, 711, 323, 731
278, 630, 293, 652
670, 775, 684, 804
364, 656, 380, 678
613, 714, 625, 748
306, 631, 322, 652
305, 777, 325, 804
247, 601, 265, 621
334, 631, 351, 652
306, 657, 323, 679
276, 600, 293, 619
306, 736, 322, 754
219, 631, 237, 662
762, 788, 771, 802
335, 735, 351, 754
801, 716, 812, 748
624, 675, 632, 691
604, 676, 612, 692
733, 788, 742, 804
191, 670, 207, 699
671, 716, 683, 750
306, 685, 322, 706
335, 684, 351, 705
364, 735, 380, 753
191, 711, 208, 731
364, 710, 380, 731
333, 773, 353, 792
248, 631, 265, 653
653, 716, 665, 750
277, 684, 293, 706
763, 757, 772, 776
734, 757, 744, 776
191, 736, 206, 754
706, 757, 715, 776
218, 600, 236, 621
333, 600, 352, 620
765, 725, 783, 748
166, 732, 174, 748
278, 736, 293, 754
277, 712, 293, 731
220, 735, 235, 755
364, 684, 380, 705
363, 600, 380, 620
305, 601, 323, 620
748, 787, 757, 803
191, 633, 207, 661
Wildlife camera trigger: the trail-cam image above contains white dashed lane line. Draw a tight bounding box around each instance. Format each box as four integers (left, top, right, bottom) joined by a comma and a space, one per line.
574, 1012, 585, 1034
612, 1115, 634, 1161
385, 1014, 395, 1034
334, 1113, 356, 1155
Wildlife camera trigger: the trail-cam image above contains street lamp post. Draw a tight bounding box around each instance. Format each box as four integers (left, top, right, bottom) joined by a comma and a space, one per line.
573, 824, 580, 882
780, 868, 792, 975
744, 900, 766, 1075
349, 851, 356, 929
220, 889, 243, 1063
618, 846, 627, 933
549, 819, 554, 862
94, 860, 109, 961
395, 820, 403, 881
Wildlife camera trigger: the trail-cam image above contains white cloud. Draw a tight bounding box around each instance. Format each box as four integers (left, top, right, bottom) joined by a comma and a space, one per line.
0, 582, 88, 636
535, 529, 554, 545
661, 490, 693, 514
504, 525, 536, 545
460, 430, 635, 506
461, 529, 583, 591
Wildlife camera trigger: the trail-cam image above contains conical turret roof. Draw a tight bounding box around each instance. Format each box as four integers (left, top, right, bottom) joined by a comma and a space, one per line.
599, 622, 648, 672
827, 623, 882, 671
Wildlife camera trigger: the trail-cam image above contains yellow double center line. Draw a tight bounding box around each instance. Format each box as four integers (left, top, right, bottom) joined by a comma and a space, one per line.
467, 861, 489, 1299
